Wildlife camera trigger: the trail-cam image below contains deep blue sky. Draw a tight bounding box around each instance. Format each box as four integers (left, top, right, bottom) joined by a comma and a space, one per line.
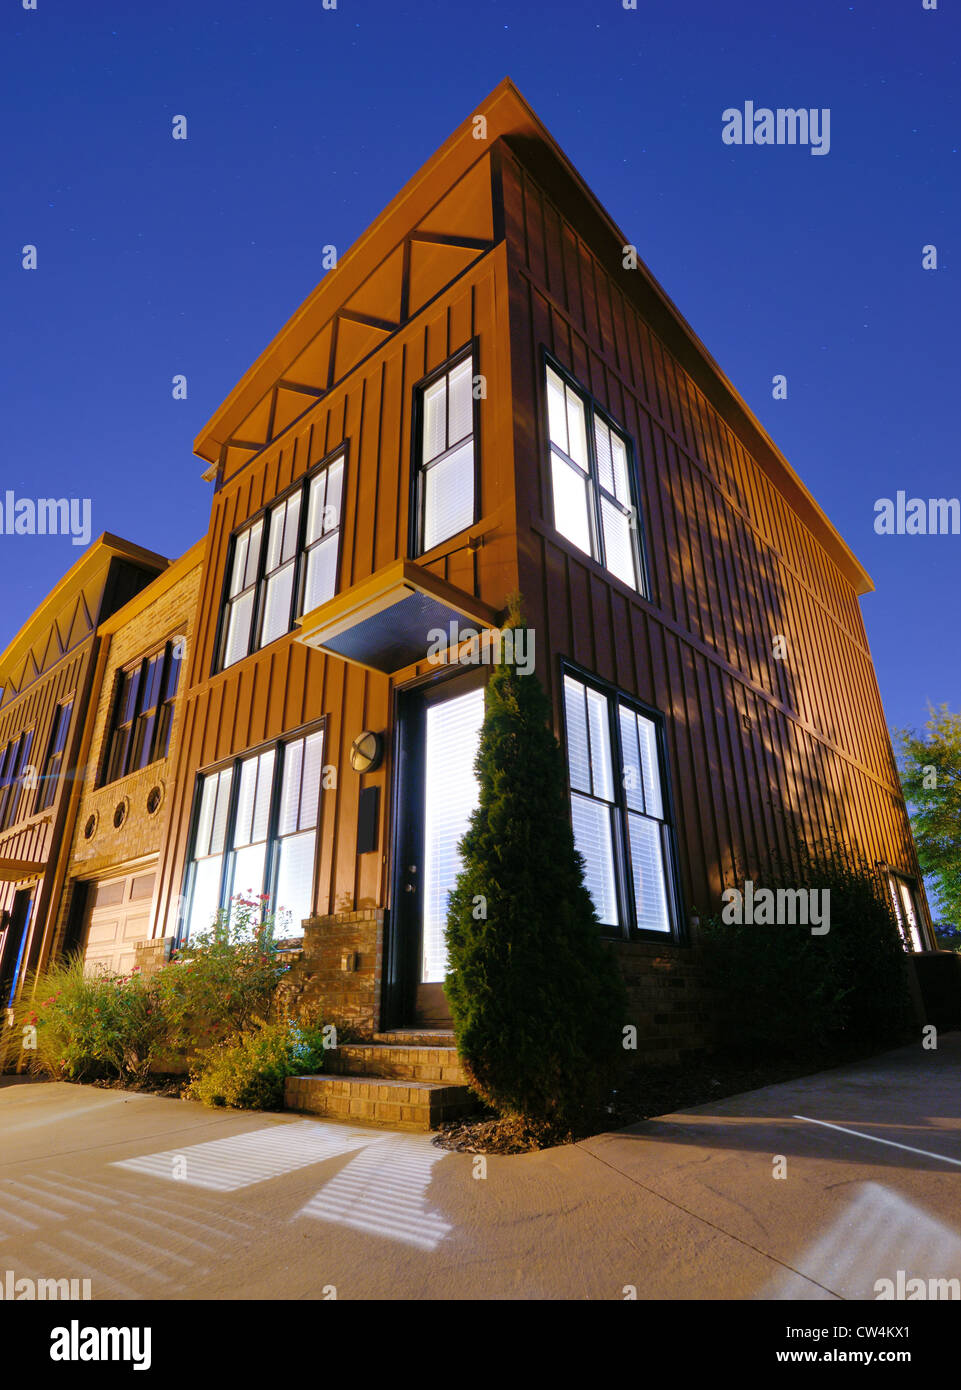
1, 0, 957, 739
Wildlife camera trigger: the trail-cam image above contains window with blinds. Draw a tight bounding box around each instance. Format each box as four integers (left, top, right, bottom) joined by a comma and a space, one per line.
421, 685, 486, 982
413, 349, 476, 555
563, 671, 677, 938
183, 728, 325, 940
545, 362, 646, 595
218, 450, 345, 671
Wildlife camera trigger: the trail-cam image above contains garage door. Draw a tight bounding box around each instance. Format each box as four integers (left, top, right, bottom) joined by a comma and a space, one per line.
81, 865, 157, 977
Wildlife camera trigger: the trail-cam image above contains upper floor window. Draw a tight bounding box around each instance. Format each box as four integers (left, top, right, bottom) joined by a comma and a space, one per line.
219, 452, 345, 671
37, 699, 74, 812
412, 349, 476, 555
563, 670, 678, 938
0, 729, 34, 830
545, 362, 647, 596
102, 640, 182, 785
183, 727, 325, 941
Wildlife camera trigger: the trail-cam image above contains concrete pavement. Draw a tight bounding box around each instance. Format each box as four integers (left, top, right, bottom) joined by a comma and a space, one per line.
1, 1035, 959, 1300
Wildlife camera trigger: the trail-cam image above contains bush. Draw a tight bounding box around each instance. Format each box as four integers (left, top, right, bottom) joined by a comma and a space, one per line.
153, 899, 288, 1064
6, 898, 292, 1088
699, 844, 915, 1061
187, 1018, 328, 1110
11, 955, 166, 1085
444, 638, 628, 1135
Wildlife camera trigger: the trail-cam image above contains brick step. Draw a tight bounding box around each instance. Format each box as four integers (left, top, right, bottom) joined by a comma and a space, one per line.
285, 1074, 476, 1132
373, 1029, 455, 1046
325, 1043, 466, 1085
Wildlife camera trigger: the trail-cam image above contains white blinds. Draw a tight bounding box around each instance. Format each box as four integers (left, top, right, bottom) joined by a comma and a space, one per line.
421, 686, 485, 982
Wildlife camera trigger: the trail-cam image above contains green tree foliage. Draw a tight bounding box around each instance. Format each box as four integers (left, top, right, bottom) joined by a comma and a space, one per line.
699, 842, 914, 1060
444, 647, 628, 1134
894, 704, 961, 927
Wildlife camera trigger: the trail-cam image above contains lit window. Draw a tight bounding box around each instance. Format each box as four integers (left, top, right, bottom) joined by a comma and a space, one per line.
546, 363, 646, 594
413, 351, 476, 555
219, 451, 345, 671
184, 729, 325, 940
563, 672, 677, 937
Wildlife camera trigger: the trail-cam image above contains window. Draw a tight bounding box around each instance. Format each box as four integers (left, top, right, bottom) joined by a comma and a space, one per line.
183, 728, 325, 940
37, 700, 74, 812
0, 730, 34, 830
887, 873, 926, 953
563, 671, 678, 937
219, 451, 345, 670
545, 362, 646, 595
102, 640, 182, 785
412, 349, 476, 555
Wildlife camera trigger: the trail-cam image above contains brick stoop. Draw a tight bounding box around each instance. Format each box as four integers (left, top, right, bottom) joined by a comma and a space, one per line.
284, 1029, 477, 1132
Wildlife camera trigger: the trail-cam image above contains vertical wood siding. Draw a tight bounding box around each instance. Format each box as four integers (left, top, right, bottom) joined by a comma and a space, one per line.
501, 147, 924, 921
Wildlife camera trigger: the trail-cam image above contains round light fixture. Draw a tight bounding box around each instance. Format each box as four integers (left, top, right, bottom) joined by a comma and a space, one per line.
349, 730, 384, 774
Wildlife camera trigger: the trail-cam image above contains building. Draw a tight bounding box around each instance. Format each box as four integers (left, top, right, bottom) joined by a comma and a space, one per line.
0, 536, 168, 1008
133, 77, 932, 1058
52, 540, 206, 979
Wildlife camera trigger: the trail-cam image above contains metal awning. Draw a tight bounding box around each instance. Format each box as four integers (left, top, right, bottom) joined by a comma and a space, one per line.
0, 859, 46, 882
295, 560, 501, 675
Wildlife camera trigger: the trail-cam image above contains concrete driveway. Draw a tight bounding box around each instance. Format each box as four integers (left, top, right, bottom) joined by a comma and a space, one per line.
1, 1035, 959, 1300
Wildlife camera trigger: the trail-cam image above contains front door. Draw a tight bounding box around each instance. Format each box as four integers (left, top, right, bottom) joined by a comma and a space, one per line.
0, 889, 35, 1009
392, 676, 486, 1026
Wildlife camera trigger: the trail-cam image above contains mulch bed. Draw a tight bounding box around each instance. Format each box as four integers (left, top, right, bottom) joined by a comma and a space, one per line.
431, 1050, 852, 1155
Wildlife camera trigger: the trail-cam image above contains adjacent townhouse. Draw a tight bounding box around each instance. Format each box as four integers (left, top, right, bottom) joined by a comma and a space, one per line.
50, 540, 206, 979
0, 536, 168, 1007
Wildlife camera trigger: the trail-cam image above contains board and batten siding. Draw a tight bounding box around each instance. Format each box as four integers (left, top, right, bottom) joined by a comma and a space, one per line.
153, 237, 517, 940
501, 146, 923, 921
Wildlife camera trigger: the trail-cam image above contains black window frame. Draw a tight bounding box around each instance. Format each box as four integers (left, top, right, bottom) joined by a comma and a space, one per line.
542, 351, 650, 599
559, 659, 683, 943
100, 638, 183, 787
885, 869, 930, 954
409, 341, 480, 559
36, 698, 75, 813
215, 446, 347, 674
179, 719, 327, 945
0, 728, 35, 831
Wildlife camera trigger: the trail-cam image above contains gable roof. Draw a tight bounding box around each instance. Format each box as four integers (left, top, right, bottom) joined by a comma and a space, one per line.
195, 77, 872, 596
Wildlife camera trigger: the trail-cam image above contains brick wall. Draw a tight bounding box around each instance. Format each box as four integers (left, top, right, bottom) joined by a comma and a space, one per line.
612, 940, 715, 1065
278, 909, 384, 1036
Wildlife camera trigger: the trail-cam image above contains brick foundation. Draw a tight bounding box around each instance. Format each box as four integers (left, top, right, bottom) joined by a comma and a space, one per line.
278, 909, 384, 1036
612, 939, 714, 1065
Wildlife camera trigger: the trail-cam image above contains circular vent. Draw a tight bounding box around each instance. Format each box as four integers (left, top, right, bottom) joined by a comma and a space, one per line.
113, 799, 128, 830
146, 785, 163, 816
83, 813, 98, 841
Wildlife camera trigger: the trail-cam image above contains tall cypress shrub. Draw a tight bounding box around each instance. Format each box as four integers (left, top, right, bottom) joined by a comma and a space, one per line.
444, 642, 628, 1132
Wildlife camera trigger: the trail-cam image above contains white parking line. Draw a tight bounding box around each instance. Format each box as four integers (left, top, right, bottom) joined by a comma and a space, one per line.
794, 1115, 961, 1168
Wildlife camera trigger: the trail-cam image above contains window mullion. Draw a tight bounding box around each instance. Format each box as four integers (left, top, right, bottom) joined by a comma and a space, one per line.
218, 764, 242, 921
608, 692, 634, 937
